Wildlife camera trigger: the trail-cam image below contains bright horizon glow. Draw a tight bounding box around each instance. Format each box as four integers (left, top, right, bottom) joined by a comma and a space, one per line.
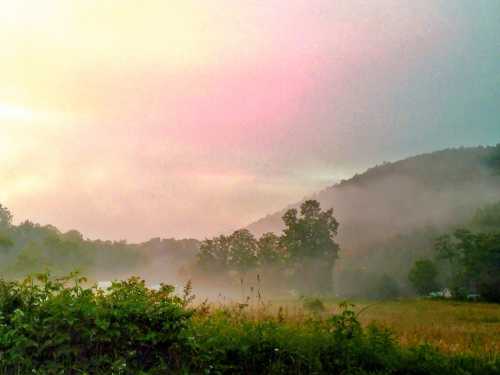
0, 102, 34, 122
1, 0, 499, 241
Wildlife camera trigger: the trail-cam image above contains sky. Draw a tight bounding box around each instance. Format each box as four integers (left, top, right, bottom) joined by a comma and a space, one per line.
1, 0, 499, 241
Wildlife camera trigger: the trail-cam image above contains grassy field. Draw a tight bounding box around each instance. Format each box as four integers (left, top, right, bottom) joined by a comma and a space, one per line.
355, 299, 500, 357
263, 298, 500, 358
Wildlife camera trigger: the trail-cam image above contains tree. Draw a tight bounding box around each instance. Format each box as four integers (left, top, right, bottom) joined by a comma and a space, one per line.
196, 235, 231, 275
471, 201, 500, 232
408, 259, 439, 295
0, 233, 13, 249
257, 232, 284, 267
373, 274, 400, 300
436, 229, 500, 302
228, 229, 258, 274
0, 204, 13, 229
281, 200, 340, 293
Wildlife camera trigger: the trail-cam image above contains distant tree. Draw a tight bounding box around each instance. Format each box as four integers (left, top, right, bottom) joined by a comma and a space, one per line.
0, 204, 13, 229
11, 242, 51, 276
471, 201, 500, 232
408, 259, 439, 296
436, 229, 500, 302
373, 274, 400, 300
197, 235, 231, 274
281, 200, 340, 293
228, 229, 258, 274
257, 232, 285, 267
484, 143, 500, 174
0, 234, 13, 252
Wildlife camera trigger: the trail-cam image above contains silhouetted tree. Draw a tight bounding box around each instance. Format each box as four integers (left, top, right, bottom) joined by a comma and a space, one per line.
257, 232, 284, 267
228, 229, 258, 274
281, 200, 340, 293
408, 259, 439, 295
436, 229, 500, 302
197, 235, 231, 275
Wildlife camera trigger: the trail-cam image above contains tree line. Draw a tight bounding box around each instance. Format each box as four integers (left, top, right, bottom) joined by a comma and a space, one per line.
409, 201, 500, 302
195, 200, 340, 294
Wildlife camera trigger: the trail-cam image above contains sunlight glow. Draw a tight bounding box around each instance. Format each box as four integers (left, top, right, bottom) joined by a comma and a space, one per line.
0, 102, 34, 122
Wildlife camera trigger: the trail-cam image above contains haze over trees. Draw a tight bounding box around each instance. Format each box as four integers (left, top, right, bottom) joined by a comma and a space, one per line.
196, 200, 339, 294
1, 145, 500, 301
0, 204, 199, 283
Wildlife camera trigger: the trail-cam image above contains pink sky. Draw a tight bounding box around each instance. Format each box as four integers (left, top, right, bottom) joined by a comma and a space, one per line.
2, 0, 491, 241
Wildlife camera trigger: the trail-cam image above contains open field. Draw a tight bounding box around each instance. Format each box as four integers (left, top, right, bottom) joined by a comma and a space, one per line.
259, 298, 500, 358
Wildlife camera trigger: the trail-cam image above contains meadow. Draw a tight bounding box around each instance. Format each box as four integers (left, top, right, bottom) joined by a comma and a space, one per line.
267, 298, 500, 357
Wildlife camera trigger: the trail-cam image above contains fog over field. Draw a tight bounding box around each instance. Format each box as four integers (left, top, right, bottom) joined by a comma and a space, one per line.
1, 2, 500, 373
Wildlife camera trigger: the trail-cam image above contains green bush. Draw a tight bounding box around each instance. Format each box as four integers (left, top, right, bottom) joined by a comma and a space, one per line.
0, 273, 192, 374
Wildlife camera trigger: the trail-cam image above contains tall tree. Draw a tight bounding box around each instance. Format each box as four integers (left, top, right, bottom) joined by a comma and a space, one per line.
197, 235, 231, 275
408, 259, 439, 295
228, 229, 258, 274
0, 204, 13, 229
281, 200, 340, 293
257, 232, 285, 267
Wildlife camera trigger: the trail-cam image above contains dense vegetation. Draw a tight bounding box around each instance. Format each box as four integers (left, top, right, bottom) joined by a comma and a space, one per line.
0, 274, 498, 374
0, 204, 199, 281
404, 200, 500, 302
196, 200, 339, 294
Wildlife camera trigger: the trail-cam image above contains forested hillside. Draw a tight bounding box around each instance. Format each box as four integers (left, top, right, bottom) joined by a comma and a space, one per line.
247, 145, 500, 294
0, 209, 199, 282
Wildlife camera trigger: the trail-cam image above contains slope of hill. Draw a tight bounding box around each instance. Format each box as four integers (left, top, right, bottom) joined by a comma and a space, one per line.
247, 145, 500, 252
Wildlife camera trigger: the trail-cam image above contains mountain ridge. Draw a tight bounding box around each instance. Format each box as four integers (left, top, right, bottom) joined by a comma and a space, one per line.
246, 145, 500, 251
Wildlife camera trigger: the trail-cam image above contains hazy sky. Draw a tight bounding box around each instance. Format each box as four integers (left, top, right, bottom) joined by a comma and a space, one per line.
1, 0, 499, 241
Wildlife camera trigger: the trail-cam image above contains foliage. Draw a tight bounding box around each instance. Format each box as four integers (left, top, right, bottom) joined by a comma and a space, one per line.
0, 273, 193, 374
408, 259, 439, 296
281, 200, 339, 262
196, 200, 340, 294
228, 229, 258, 273
280, 200, 340, 293
372, 274, 401, 300
436, 229, 500, 302
0, 205, 12, 230
257, 232, 285, 267
471, 201, 500, 232
0, 205, 200, 280
484, 143, 500, 174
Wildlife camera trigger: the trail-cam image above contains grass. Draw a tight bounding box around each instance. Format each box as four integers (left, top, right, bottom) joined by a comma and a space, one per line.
260, 298, 500, 358
355, 299, 500, 357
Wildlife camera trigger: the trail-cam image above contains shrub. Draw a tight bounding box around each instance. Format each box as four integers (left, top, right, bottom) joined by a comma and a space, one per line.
0, 273, 192, 373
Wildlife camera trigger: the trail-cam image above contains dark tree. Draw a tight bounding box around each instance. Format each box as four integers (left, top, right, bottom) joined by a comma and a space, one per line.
281, 200, 340, 293
408, 259, 439, 295
257, 232, 284, 267
436, 229, 500, 302
196, 235, 231, 275
228, 229, 258, 274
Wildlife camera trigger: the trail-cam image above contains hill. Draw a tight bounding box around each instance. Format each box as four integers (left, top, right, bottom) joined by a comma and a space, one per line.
247, 145, 500, 291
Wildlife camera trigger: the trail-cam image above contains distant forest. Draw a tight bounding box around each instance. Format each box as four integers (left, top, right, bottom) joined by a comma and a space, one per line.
0, 209, 199, 282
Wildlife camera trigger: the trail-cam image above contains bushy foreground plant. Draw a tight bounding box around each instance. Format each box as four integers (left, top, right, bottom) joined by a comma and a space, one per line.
0, 275, 498, 374
0, 273, 192, 374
